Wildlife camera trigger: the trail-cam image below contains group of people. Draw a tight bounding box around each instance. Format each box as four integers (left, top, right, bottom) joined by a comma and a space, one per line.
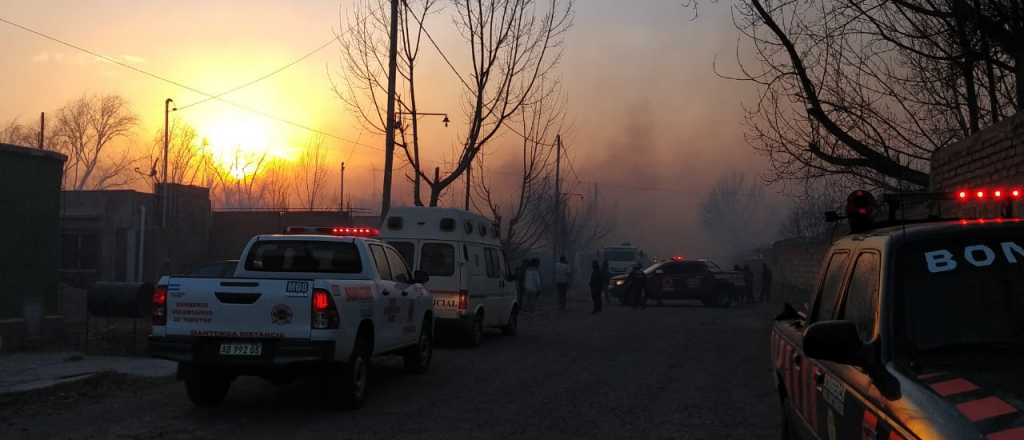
514, 256, 603, 314
733, 264, 773, 304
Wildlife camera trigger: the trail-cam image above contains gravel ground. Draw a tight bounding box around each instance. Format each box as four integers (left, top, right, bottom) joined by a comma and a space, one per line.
0, 299, 780, 440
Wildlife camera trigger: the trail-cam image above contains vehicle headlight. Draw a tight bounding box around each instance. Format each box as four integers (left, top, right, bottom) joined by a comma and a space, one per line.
614, 280, 624, 286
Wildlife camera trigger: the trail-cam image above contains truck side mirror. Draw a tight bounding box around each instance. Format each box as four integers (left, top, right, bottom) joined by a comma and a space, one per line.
803, 320, 865, 366
413, 270, 430, 284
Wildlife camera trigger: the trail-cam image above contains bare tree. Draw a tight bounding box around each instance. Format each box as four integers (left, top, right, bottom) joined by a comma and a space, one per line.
778, 181, 847, 239
294, 135, 330, 210
50, 94, 140, 190
700, 172, 776, 256
719, 0, 1022, 190
333, 0, 439, 206
259, 161, 292, 209
334, 0, 574, 206
210, 147, 269, 209
477, 85, 563, 261
139, 117, 216, 188
0, 118, 39, 146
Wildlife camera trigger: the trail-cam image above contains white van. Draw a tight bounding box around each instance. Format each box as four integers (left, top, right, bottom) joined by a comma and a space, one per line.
380, 207, 518, 346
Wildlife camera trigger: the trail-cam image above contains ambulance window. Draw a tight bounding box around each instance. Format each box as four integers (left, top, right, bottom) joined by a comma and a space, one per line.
421, 243, 455, 276
812, 251, 851, 322
370, 244, 393, 281
387, 216, 403, 230
839, 252, 880, 341
389, 241, 415, 269
484, 248, 500, 278
440, 218, 455, 231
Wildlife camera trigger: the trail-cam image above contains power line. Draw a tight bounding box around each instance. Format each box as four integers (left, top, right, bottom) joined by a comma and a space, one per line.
0, 16, 381, 152
401, 1, 472, 91
175, 34, 340, 111
400, 2, 557, 149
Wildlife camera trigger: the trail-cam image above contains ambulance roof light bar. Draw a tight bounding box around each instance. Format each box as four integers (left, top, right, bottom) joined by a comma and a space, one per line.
284, 226, 380, 237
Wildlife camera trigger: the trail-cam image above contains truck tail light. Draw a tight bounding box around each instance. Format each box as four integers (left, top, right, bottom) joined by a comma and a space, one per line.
152, 285, 168, 326
458, 289, 469, 313
311, 288, 339, 329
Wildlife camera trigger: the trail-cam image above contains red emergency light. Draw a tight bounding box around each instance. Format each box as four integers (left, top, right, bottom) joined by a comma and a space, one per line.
954, 188, 1023, 202
329, 227, 379, 237
284, 226, 380, 237
671, 256, 685, 262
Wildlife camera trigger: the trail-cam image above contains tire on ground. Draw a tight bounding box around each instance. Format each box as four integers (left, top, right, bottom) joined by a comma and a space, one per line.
326, 328, 371, 410
184, 365, 232, 407
403, 316, 433, 373
467, 311, 484, 347
501, 305, 519, 336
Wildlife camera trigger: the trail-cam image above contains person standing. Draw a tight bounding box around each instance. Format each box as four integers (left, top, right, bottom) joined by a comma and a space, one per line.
741, 265, 754, 304
761, 263, 773, 303
588, 260, 606, 314
555, 256, 572, 311
625, 263, 647, 309
523, 259, 543, 312
514, 262, 527, 307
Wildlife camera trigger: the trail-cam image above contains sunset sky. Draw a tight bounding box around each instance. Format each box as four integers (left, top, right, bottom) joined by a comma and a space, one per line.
0, 0, 779, 257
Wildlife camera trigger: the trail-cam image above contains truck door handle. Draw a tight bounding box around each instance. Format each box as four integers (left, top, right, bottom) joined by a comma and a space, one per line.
401, 291, 408, 297
382, 290, 391, 296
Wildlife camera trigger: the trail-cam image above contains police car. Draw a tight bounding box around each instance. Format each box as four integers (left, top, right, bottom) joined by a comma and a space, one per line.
772, 189, 1024, 440
148, 227, 434, 409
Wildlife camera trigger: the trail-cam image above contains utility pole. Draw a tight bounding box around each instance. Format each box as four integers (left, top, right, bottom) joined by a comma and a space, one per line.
162, 98, 174, 228
339, 161, 346, 212
38, 112, 44, 149
554, 134, 562, 260
380, 0, 400, 218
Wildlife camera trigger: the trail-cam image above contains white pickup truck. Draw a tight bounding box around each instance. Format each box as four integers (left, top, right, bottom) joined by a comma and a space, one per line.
148, 227, 434, 409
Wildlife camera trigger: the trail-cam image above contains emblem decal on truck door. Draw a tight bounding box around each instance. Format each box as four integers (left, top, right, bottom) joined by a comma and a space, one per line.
271, 304, 293, 325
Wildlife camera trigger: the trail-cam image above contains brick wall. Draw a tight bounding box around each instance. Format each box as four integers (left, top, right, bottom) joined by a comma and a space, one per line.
932, 113, 1024, 192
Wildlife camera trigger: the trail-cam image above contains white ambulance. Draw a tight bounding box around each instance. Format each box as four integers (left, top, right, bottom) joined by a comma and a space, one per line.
381, 207, 518, 346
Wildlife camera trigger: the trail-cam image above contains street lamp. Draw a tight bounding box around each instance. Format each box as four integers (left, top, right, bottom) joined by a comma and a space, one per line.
162, 98, 176, 227
396, 109, 450, 128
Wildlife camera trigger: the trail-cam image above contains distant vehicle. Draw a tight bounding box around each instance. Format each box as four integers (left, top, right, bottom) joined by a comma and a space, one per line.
189, 260, 238, 278
381, 207, 518, 347
602, 243, 648, 276
608, 258, 745, 307
148, 227, 434, 409
773, 189, 1024, 440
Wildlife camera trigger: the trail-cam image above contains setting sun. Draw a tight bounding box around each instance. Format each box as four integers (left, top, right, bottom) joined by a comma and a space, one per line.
195, 114, 298, 179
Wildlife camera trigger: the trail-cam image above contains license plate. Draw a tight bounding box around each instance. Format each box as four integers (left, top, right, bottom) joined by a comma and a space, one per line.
433, 295, 459, 312
219, 342, 262, 356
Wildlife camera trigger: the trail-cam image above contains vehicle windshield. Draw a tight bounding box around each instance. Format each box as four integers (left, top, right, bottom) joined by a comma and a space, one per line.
898, 234, 1024, 353
606, 249, 636, 262
643, 262, 664, 275
244, 241, 362, 273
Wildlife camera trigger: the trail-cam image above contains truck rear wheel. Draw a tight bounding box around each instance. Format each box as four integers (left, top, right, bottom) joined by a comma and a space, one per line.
467, 313, 484, 347
327, 336, 370, 410
501, 306, 519, 336
403, 319, 433, 374
183, 365, 231, 407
